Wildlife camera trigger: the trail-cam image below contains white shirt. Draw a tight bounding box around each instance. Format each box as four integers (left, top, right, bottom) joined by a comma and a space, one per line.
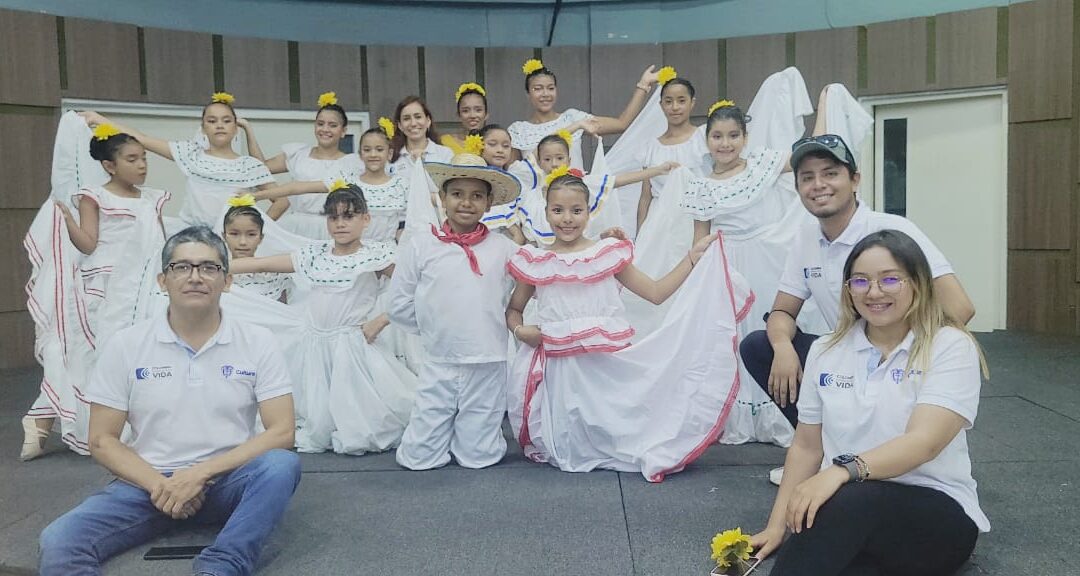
86, 312, 292, 472
168, 140, 276, 227
388, 230, 517, 364
798, 322, 989, 532
778, 203, 953, 330
388, 139, 453, 176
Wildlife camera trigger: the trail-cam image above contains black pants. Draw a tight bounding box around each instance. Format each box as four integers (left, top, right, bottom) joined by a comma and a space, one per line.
770, 481, 978, 576
739, 328, 820, 428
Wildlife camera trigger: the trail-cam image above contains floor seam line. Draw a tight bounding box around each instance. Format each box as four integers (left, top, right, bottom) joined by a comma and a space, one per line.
618, 473, 637, 575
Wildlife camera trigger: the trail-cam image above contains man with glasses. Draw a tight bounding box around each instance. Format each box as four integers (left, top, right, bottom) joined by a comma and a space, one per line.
739, 134, 975, 485
39, 226, 301, 576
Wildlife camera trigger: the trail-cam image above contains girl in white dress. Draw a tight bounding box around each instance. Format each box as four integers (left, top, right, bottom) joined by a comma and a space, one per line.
222, 200, 291, 300
22, 117, 168, 460
81, 94, 274, 229
230, 185, 417, 454
389, 96, 454, 176
508, 58, 661, 170
505, 173, 753, 482
441, 82, 489, 153
252, 91, 363, 240
468, 124, 527, 244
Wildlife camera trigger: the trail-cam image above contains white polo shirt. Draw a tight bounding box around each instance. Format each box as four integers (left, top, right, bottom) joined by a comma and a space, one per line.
86, 312, 293, 472
777, 203, 953, 331
798, 322, 989, 532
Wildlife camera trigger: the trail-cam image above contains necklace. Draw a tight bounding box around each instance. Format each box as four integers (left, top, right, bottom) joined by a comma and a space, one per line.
712, 159, 745, 177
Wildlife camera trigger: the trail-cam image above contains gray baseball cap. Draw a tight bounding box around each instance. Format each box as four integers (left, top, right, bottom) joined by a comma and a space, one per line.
790, 134, 857, 173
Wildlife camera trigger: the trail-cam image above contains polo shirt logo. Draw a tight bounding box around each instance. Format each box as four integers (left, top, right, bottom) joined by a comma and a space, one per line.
804, 266, 823, 279
135, 366, 173, 380
819, 372, 854, 389
891, 368, 904, 384
221, 365, 256, 378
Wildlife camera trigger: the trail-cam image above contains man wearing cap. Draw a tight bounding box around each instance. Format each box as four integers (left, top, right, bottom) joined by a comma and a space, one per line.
740, 135, 975, 484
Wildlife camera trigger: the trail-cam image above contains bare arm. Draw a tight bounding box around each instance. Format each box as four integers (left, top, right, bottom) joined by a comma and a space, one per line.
934, 274, 976, 325
88, 404, 167, 493
267, 198, 290, 220
230, 253, 295, 274
187, 395, 295, 481
636, 178, 653, 233
506, 281, 540, 347
590, 66, 660, 135
78, 111, 173, 160
751, 422, 825, 559
237, 118, 265, 161
615, 233, 714, 304
859, 404, 968, 480
58, 196, 100, 255
262, 153, 289, 174
613, 162, 678, 188
692, 219, 711, 244
253, 180, 328, 202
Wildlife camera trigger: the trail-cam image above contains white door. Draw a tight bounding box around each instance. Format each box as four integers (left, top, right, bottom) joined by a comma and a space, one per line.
872, 92, 1007, 332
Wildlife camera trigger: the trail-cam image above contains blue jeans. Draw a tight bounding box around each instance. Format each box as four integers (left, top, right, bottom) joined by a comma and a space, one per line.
39, 449, 301, 576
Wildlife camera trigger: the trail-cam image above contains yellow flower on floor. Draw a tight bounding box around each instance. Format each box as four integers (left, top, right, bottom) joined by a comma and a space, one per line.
464, 134, 484, 156
211, 92, 235, 105
378, 117, 396, 139
657, 66, 678, 86
91, 123, 120, 141
318, 91, 338, 108
711, 528, 753, 569
522, 58, 545, 76
708, 99, 736, 116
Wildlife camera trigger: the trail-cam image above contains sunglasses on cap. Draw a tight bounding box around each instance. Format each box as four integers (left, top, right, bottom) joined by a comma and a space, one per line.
790, 134, 857, 172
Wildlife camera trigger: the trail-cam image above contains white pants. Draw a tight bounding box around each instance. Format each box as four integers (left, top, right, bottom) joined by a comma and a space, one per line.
396, 361, 507, 470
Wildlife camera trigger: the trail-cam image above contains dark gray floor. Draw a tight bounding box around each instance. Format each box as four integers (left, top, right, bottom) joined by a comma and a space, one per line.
1, 330, 1078, 575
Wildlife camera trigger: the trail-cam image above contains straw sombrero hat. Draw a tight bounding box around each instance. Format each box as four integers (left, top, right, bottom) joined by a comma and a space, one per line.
425, 153, 521, 207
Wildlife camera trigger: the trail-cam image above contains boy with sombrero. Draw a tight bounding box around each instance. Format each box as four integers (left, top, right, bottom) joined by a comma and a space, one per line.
388, 153, 522, 470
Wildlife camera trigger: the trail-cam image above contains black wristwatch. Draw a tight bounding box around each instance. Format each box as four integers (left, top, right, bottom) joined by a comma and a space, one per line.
832, 453, 859, 482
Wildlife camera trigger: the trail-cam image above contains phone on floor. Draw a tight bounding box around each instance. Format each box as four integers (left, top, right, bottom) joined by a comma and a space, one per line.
742, 556, 764, 575
143, 545, 207, 560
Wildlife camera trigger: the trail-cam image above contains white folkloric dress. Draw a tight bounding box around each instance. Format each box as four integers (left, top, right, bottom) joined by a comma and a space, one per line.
287, 241, 418, 454
168, 140, 275, 231
506, 236, 753, 482
508, 109, 592, 170
24, 113, 169, 454
231, 272, 290, 300
277, 143, 363, 240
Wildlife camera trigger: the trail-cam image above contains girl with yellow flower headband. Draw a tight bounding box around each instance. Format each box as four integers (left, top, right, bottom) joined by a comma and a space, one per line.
245, 91, 364, 240
440, 82, 491, 154
79, 93, 274, 229
21, 112, 171, 460
507, 58, 662, 170
221, 197, 292, 301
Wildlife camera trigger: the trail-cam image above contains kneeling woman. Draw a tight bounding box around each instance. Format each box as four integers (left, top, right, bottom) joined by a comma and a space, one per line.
752, 229, 989, 575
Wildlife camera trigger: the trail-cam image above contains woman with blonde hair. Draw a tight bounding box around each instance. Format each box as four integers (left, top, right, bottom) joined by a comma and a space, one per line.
752, 229, 989, 575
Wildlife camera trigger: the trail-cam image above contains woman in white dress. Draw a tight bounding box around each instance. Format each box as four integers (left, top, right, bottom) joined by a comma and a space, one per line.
389, 96, 454, 176
81, 94, 274, 230
505, 173, 752, 482
508, 58, 661, 170
230, 185, 418, 454
251, 91, 363, 240
22, 116, 168, 460
440, 82, 489, 153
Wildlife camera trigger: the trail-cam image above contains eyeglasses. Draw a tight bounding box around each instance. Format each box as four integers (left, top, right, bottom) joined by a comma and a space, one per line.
165, 261, 224, 279
845, 275, 907, 294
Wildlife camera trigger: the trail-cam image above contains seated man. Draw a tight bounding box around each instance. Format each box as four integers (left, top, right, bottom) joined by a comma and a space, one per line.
39, 226, 301, 576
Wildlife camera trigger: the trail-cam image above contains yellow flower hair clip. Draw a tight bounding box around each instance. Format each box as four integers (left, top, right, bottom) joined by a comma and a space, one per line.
317, 91, 338, 108
455, 82, 486, 102
211, 92, 235, 105
92, 123, 121, 141
377, 117, 395, 139
328, 179, 349, 193
657, 66, 677, 86
522, 58, 545, 76
556, 129, 573, 149
227, 194, 256, 208
463, 134, 484, 156
544, 164, 571, 188
708, 99, 736, 116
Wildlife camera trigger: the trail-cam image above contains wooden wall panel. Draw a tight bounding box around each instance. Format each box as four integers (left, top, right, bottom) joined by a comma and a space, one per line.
482, 47, 534, 127
726, 34, 787, 113
0, 311, 35, 369
1008, 120, 1072, 251
541, 46, 592, 117
298, 42, 363, 114
1009, 0, 1072, 122
589, 44, 662, 122
0, 10, 60, 106
143, 28, 214, 106
1007, 250, 1077, 334
63, 19, 141, 101
865, 18, 928, 95
423, 47, 477, 124
222, 37, 291, 109
0, 209, 36, 313
661, 40, 720, 116
794, 28, 858, 104
366, 45, 421, 120
936, 8, 1001, 90
0, 108, 58, 210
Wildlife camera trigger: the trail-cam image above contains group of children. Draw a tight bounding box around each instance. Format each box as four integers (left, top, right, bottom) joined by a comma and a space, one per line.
21, 59, 869, 482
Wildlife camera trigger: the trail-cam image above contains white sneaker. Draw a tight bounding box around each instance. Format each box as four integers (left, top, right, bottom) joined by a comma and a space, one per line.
769, 466, 784, 486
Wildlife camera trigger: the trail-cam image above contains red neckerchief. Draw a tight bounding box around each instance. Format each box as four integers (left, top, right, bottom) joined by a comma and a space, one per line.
431, 221, 490, 276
